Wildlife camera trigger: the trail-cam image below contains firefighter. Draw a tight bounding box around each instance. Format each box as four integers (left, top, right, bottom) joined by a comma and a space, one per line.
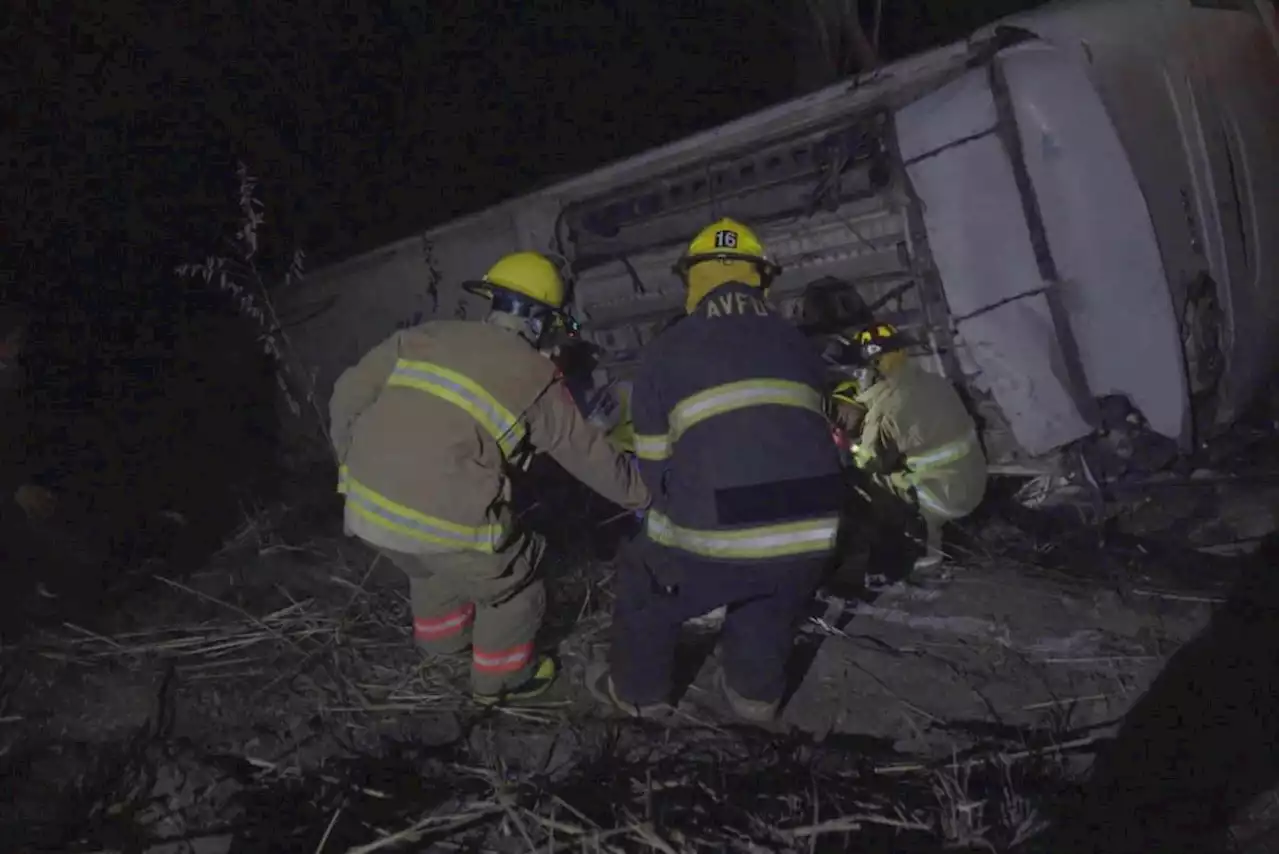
827, 322, 987, 574
586, 218, 845, 724
328, 251, 650, 705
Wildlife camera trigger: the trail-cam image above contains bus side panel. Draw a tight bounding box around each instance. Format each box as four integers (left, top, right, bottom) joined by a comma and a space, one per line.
896, 67, 1095, 457
1180, 3, 1279, 425
280, 212, 520, 409
1001, 42, 1190, 444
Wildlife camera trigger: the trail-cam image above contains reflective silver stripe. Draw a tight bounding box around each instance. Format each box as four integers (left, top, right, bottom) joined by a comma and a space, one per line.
905, 432, 977, 473
386, 358, 526, 456
646, 510, 839, 560
669, 379, 824, 442
338, 465, 503, 551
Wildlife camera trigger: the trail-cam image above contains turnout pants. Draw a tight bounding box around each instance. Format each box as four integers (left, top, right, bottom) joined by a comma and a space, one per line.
609, 536, 826, 707
379, 532, 546, 696
830, 471, 940, 589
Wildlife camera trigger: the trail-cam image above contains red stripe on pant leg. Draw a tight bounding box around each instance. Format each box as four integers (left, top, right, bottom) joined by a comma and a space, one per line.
472, 642, 534, 673
413, 604, 475, 641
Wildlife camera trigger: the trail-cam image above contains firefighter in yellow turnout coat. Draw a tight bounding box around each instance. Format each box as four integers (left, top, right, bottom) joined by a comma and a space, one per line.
829, 323, 987, 572
329, 252, 650, 704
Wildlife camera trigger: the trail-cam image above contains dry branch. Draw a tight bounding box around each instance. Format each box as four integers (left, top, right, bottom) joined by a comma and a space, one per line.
11, 514, 1096, 854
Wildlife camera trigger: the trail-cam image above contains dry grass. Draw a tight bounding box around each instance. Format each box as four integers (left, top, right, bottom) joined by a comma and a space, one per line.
0, 500, 1100, 853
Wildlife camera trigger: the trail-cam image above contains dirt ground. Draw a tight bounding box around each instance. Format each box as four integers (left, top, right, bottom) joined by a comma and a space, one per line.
0, 476, 1270, 852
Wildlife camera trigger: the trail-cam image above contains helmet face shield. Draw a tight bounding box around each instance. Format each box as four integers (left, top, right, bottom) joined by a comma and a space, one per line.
467, 274, 583, 353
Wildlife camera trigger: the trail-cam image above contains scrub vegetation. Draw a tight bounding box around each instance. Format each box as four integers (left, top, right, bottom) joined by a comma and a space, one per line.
174, 164, 329, 455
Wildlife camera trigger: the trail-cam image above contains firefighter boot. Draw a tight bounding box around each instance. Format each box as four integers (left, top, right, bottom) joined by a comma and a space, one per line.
473, 655, 566, 707
718, 671, 780, 724
585, 661, 673, 719
912, 514, 946, 573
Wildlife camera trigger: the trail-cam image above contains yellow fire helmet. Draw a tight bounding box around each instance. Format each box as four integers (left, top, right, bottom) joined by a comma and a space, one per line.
830, 378, 861, 406
465, 251, 567, 310
671, 217, 782, 287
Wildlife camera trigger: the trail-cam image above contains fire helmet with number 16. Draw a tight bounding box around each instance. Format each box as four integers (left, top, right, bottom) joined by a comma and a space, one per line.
671, 218, 782, 289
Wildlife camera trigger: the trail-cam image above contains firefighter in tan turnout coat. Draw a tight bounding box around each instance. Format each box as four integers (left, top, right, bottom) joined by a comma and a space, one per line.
828, 322, 987, 573
329, 252, 650, 704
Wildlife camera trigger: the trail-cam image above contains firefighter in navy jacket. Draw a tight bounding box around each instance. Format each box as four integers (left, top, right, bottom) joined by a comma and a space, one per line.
585, 218, 845, 723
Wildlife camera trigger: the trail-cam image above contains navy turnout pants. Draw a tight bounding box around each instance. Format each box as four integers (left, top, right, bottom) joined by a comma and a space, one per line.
608, 536, 826, 706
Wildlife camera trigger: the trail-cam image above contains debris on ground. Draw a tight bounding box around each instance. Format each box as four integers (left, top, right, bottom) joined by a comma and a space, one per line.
0, 460, 1271, 852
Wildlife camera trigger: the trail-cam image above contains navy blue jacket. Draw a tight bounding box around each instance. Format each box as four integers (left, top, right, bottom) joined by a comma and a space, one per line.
630, 281, 844, 563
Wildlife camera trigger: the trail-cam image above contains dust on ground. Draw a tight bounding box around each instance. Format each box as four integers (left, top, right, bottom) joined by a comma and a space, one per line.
0, 474, 1266, 853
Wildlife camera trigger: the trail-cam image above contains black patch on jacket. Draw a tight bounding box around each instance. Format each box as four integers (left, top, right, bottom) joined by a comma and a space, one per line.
714, 472, 846, 526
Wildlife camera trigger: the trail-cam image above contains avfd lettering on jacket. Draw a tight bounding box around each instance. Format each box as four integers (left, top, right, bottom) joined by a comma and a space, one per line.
630, 281, 844, 563
701, 291, 771, 319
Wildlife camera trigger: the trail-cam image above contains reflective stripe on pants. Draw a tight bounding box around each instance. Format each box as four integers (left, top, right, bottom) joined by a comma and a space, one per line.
473, 642, 534, 674
379, 536, 546, 695
413, 604, 476, 647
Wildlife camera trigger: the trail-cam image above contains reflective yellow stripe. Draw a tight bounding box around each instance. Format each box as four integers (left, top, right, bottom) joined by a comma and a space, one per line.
669, 379, 824, 442
386, 358, 526, 456
905, 432, 977, 473
635, 380, 822, 461
607, 419, 637, 455
337, 465, 503, 552
645, 510, 839, 560
851, 442, 875, 469
633, 432, 672, 461
913, 482, 968, 520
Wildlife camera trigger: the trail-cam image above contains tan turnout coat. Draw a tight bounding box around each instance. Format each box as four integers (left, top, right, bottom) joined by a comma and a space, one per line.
329, 320, 649, 555
836, 360, 987, 521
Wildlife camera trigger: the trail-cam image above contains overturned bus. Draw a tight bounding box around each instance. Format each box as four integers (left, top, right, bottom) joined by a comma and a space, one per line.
277, 0, 1277, 508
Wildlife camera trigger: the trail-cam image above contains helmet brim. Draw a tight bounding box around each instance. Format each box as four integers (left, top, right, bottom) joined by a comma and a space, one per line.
462, 280, 493, 300
671, 252, 782, 281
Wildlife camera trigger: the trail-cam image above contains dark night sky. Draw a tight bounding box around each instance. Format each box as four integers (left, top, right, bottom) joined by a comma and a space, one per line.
0, 0, 1040, 563
4, 0, 1040, 304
